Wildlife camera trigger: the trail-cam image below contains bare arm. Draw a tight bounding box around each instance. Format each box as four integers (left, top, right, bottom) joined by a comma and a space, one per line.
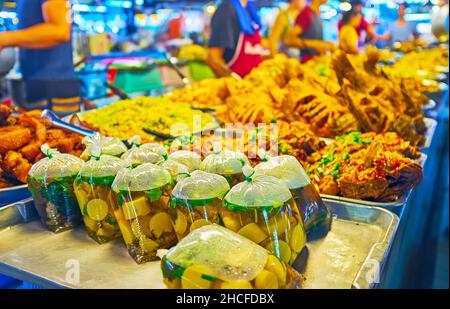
284, 25, 335, 53
0, 0, 71, 49
268, 11, 288, 57
206, 47, 231, 78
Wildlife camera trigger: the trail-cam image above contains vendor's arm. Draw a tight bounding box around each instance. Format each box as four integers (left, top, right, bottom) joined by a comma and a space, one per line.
206, 47, 232, 77
284, 26, 335, 53
268, 11, 288, 57
0, 0, 71, 49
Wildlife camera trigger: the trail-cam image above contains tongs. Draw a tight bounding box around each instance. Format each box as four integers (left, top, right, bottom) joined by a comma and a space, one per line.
41, 109, 131, 148
165, 53, 191, 87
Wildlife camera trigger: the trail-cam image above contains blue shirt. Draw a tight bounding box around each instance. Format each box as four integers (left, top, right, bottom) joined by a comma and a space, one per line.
17, 0, 76, 81
388, 21, 415, 46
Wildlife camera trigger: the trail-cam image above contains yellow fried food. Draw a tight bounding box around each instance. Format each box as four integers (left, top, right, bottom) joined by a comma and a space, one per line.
81, 97, 215, 143
86, 199, 109, 221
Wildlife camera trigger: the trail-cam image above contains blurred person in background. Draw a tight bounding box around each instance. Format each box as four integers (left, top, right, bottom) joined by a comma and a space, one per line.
338, 0, 383, 45
207, 0, 263, 78
385, 3, 418, 46
0, 0, 80, 117
267, 0, 306, 58
338, 9, 362, 54
284, 0, 335, 63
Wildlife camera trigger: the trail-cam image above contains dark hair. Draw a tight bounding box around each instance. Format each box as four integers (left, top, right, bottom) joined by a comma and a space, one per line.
341, 9, 360, 25
351, 0, 364, 6
398, 2, 408, 9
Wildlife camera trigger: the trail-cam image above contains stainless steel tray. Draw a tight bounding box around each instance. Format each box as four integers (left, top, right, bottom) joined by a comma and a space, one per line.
0, 184, 30, 207
422, 117, 438, 149
0, 199, 398, 289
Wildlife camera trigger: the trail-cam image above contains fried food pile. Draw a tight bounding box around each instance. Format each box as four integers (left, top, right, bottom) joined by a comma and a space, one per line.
80, 96, 216, 142
305, 131, 423, 202
167, 78, 231, 110
382, 46, 449, 81
0, 105, 84, 188
331, 49, 428, 146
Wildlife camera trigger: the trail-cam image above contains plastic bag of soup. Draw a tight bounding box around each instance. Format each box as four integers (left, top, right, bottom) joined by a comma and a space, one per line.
221, 166, 307, 267
254, 155, 331, 240
80, 133, 127, 160
73, 144, 129, 243
169, 170, 230, 241
200, 142, 250, 186
160, 225, 302, 289
27, 144, 84, 233
168, 150, 201, 172
121, 135, 167, 167
111, 163, 174, 264
158, 159, 189, 183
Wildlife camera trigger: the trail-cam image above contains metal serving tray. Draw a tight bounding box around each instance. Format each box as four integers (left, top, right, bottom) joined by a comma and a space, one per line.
422, 117, 438, 149
0, 199, 398, 289
0, 184, 30, 208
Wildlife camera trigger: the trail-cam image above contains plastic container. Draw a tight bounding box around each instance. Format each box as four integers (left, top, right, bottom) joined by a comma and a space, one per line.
255, 155, 331, 240
160, 225, 302, 289
73, 148, 129, 243
121, 137, 167, 167
169, 170, 230, 241
200, 143, 250, 186
111, 163, 174, 264
27, 145, 84, 233
168, 150, 201, 172
220, 166, 307, 266
81, 134, 128, 160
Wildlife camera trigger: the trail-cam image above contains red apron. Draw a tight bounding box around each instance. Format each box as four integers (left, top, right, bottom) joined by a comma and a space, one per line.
228, 30, 263, 78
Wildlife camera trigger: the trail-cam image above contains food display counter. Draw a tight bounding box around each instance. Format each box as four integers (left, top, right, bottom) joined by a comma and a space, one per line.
0, 45, 448, 289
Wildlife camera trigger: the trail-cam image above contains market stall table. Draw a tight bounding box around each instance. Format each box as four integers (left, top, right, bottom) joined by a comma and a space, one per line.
0, 200, 399, 289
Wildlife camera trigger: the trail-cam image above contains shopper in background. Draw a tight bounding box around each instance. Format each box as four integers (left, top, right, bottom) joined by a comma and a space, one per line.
386, 3, 417, 46
339, 9, 362, 54
0, 0, 80, 117
338, 0, 382, 45
267, 0, 306, 57
284, 0, 335, 62
207, 0, 263, 78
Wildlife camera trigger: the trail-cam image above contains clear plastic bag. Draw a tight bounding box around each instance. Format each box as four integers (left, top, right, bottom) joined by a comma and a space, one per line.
160, 225, 302, 289
169, 170, 230, 241
121, 135, 167, 167
158, 159, 189, 183
200, 143, 250, 186
168, 150, 201, 172
220, 166, 307, 266
27, 144, 84, 233
111, 163, 174, 264
80, 134, 127, 160
255, 155, 331, 240
73, 149, 129, 243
